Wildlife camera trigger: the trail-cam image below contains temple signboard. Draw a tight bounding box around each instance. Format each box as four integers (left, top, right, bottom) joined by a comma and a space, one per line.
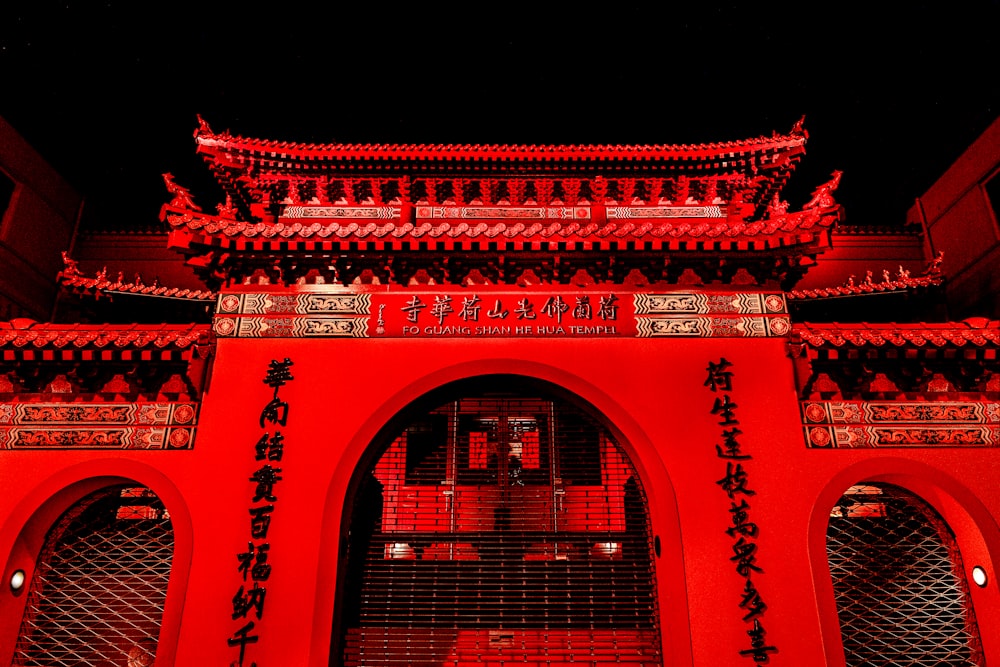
214, 288, 790, 339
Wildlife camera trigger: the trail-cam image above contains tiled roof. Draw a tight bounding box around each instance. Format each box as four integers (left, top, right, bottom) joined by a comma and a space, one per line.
194, 118, 808, 166
0, 321, 211, 351
792, 320, 1000, 348
189, 118, 812, 224
59, 272, 216, 301
162, 205, 838, 252
786, 273, 943, 300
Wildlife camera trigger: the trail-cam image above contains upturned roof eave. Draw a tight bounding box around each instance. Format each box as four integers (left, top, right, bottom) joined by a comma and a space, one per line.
791, 320, 1000, 348
193, 125, 808, 171
160, 204, 838, 249
0, 321, 212, 351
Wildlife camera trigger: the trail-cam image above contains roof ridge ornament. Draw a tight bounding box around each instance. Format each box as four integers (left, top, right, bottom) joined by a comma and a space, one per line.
767, 194, 790, 217
217, 195, 238, 218
803, 170, 842, 210
59, 251, 82, 279
162, 173, 201, 212
922, 251, 945, 277
196, 114, 212, 137
790, 115, 807, 138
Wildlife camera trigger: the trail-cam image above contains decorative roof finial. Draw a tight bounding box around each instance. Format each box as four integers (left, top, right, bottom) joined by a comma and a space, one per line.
803, 170, 843, 210
162, 173, 201, 211
791, 115, 807, 138
922, 251, 945, 276
196, 114, 213, 136
767, 193, 789, 217
59, 251, 81, 278
216, 195, 238, 218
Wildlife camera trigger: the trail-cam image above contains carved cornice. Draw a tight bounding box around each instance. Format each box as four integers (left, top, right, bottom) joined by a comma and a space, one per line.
160, 203, 838, 289
787, 319, 1000, 405
0, 330, 210, 451
1, 321, 212, 449
790, 319, 1000, 446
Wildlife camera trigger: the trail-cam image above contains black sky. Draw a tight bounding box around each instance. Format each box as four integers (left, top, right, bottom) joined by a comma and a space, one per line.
1, 1, 997, 231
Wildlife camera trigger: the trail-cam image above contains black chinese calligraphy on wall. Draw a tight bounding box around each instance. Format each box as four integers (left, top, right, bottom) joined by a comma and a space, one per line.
228, 358, 294, 667
705, 358, 778, 663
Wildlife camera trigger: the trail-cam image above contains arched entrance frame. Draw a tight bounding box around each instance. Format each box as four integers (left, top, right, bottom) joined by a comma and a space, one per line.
310, 358, 693, 667
0, 459, 194, 667
807, 457, 1000, 666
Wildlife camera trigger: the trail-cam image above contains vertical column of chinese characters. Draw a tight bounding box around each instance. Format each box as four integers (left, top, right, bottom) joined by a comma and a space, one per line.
228, 358, 293, 667
705, 358, 777, 664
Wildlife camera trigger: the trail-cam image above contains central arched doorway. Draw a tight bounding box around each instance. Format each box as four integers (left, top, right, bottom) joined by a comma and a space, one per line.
334, 376, 663, 666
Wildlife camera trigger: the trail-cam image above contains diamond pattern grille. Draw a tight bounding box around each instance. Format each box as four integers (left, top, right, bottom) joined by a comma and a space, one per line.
826, 483, 984, 666
339, 392, 662, 666
13, 485, 172, 667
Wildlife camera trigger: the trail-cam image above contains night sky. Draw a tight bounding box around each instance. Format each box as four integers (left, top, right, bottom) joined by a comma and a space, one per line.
1, 2, 997, 231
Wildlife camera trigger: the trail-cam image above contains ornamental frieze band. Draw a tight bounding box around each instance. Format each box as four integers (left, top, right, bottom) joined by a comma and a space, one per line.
0, 402, 197, 426
805, 425, 1000, 448
635, 316, 790, 338
416, 206, 590, 221
606, 205, 724, 219
214, 316, 369, 338
803, 401, 1000, 425
1, 427, 194, 450
802, 400, 1000, 448
283, 206, 401, 219
217, 293, 371, 316
634, 293, 787, 315
281, 204, 727, 223
0, 402, 198, 450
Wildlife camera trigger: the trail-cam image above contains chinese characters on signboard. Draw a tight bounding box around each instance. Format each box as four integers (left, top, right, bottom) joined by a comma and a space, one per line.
705, 358, 778, 663
228, 358, 294, 667
398, 292, 620, 336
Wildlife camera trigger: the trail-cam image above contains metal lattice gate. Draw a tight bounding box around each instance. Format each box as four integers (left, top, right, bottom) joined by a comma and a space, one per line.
338, 391, 663, 666
826, 483, 984, 666
13, 485, 173, 667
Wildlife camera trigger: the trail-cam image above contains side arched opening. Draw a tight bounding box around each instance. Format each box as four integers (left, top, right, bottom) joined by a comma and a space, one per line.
11, 483, 174, 667
826, 482, 985, 666
332, 374, 664, 666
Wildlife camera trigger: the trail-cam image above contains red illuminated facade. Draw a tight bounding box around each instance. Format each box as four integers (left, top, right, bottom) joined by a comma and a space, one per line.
1, 115, 999, 666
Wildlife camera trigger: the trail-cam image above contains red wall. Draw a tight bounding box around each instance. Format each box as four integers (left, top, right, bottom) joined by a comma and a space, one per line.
3, 333, 1000, 665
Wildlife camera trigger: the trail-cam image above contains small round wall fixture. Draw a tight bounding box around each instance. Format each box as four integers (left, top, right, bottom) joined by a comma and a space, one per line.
972, 566, 988, 587
9, 569, 25, 592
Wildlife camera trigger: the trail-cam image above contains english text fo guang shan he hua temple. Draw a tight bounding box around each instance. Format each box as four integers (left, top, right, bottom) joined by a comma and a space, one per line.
1, 115, 1000, 667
